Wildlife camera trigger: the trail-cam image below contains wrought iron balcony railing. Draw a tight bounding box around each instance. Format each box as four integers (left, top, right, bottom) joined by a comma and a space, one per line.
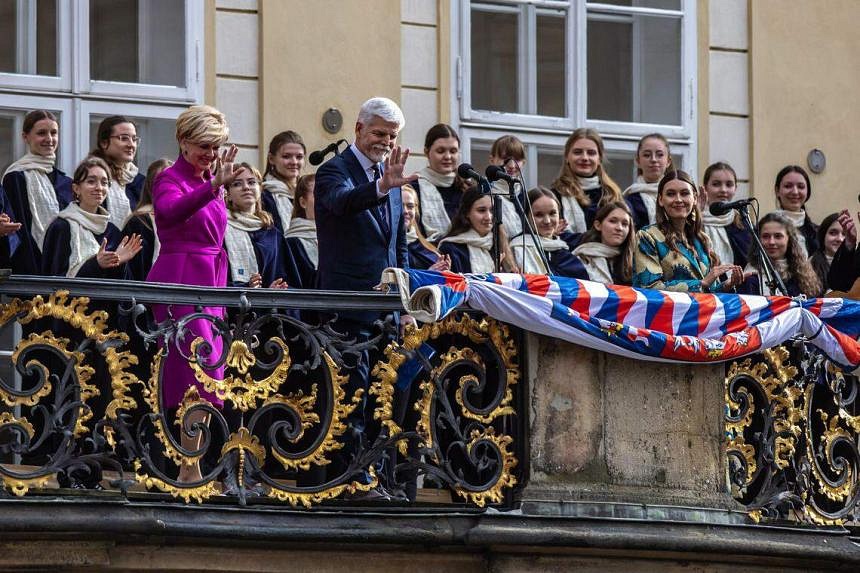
0, 275, 524, 508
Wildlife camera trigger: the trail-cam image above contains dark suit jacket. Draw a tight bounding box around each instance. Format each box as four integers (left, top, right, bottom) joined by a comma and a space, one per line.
315, 147, 407, 298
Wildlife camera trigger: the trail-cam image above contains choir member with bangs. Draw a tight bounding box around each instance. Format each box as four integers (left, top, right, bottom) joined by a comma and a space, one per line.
2, 110, 73, 274
41, 157, 142, 278
224, 162, 294, 289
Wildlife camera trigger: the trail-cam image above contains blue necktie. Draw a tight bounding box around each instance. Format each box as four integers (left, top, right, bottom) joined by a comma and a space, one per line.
371, 164, 390, 235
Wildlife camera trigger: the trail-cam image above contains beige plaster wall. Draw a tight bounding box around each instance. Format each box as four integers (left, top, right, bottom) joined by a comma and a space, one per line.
750, 0, 860, 221
259, 0, 402, 165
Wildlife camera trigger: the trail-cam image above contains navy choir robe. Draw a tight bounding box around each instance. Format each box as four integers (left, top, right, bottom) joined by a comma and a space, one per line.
41, 218, 124, 279
283, 236, 317, 289
406, 240, 439, 271
226, 226, 299, 288
3, 168, 73, 274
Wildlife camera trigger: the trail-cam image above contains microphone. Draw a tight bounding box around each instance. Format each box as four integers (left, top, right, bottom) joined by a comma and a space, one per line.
485, 164, 514, 184
709, 199, 754, 217
309, 139, 347, 166
457, 162, 483, 181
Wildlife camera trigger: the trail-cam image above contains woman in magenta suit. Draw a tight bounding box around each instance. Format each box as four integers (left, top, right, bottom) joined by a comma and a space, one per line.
146, 105, 244, 482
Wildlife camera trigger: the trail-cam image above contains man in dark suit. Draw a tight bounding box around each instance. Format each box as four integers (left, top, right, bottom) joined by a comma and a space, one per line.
315, 97, 415, 499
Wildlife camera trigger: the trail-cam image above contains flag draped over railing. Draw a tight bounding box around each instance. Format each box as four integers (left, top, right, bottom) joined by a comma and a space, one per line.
382, 268, 860, 368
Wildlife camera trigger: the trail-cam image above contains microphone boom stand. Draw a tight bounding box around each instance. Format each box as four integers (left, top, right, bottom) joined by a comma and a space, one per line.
738, 204, 789, 296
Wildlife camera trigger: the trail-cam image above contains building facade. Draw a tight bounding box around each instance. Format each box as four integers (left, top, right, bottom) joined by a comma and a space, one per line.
0, 0, 856, 222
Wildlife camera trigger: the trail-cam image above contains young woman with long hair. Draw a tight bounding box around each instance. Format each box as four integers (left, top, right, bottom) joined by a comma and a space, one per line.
808, 212, 844, 293
262, 130, 306, 235
488, 134, 527, 238
573, 201, 635, 285
224, 162, 293, 289
551, 128, 624, 237
742, 212, 821, 297
633, 170, 743, 292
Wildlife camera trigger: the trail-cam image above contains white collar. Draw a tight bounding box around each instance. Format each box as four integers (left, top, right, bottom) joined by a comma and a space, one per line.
350, 143, 377, 176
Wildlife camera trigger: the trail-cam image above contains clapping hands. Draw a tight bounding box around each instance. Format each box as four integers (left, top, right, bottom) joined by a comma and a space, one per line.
96, 234, 143, 269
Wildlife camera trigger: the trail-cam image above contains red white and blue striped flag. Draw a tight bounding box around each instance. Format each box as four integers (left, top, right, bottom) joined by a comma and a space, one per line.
382, 268, 860, 368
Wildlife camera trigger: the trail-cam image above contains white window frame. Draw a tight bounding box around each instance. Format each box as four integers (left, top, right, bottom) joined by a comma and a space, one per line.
581, 1, 696, 139
0, 0, 73, 92
73, 0, 204, 103
452, 0, 697, 184
0, 93, 74, 171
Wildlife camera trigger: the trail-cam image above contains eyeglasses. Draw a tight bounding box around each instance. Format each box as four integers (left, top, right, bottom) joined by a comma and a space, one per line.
110, 134, 141, 144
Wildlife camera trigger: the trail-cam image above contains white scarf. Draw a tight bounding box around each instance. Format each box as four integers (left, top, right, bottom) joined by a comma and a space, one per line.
702, 210, 735, 266
773, 208, 809, 256
224, 211, 263, 283
439, 229, 495, 274
510, 233, 569, 275
262, 174, 294, 232
492, 180, 523, 237
623, 176, 658, 225
284, 216, 318, 268
3, 152, 59, 251
123, 205, 161, 266
560, 176, 601, 234
573, 241, 620, 284
744, 258, 789, 297
416, 166, 456, 240
106, 162, 138, 230
57, 203, 109, 278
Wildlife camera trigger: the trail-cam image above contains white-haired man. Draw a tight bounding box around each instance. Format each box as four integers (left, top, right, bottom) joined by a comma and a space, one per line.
314, 97, 416, 500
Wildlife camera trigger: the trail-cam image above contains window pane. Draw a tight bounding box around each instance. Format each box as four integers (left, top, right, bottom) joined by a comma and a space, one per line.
90, 0, 186, 87
0, 0, 58, 76
471, 6, 518, 113
587, 13, 682, 125
89, 114, 177, 174
605, 150, 636, 191
536, 13, 565, 117
537, 148, 564, 188
468, 140, 493, 173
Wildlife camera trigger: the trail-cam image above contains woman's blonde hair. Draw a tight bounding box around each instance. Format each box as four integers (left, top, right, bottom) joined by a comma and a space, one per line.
226, 162, 273, 229
402, 183, 441, 255
175, 105, 229, 145
552, 128, 623, 208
